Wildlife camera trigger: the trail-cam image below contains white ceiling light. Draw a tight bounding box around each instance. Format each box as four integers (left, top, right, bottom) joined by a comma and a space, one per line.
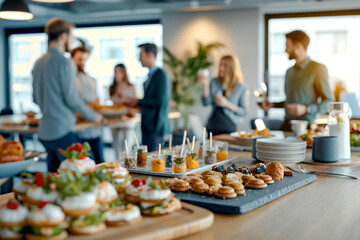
31, 0, 74, 3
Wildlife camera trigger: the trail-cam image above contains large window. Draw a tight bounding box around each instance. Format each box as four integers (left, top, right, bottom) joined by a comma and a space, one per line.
8, 22, 163, 113
266, 12, 360, 119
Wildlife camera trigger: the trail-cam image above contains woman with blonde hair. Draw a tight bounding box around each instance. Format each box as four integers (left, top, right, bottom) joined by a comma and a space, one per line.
199, 55, 247, 135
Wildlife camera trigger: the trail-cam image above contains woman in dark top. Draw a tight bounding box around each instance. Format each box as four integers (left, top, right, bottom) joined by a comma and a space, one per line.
199, 55, 247, 135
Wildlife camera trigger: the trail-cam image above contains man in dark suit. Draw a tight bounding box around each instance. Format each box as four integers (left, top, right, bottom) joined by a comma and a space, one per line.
126, 43, 171, 151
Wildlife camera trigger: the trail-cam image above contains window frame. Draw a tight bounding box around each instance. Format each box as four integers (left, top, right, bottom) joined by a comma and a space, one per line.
3, 19, 160, 109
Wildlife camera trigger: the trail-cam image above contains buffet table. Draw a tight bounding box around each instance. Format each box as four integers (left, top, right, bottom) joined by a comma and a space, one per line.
1, 149, 359, 240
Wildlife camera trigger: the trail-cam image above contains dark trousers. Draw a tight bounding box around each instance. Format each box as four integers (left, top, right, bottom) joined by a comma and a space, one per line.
80, 137, 105, 164
142, 130, 164, 152
40, 132, 80, 172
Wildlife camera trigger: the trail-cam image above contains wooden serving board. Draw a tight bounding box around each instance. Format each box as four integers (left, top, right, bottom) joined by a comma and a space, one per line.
0, 193, 214, 240
174, 173, 316, 214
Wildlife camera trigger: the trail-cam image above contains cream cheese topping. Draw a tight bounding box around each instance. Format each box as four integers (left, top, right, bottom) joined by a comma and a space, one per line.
28, 204, 65, 223
13, 180, 30, 194
139, 189, 171, 200
0, 205, 28, 223
60, 192, 97, 210
26, 186, 58, 203
114, 178, 126, 183
104, 205, 140, 222
103, 168, 128, 178
125, 184, 149, 197
0, 228, 21, 238
94, 182, 118, 202
59, 157, 95, 173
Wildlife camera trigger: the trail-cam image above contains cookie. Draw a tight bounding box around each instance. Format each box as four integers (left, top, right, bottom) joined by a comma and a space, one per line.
284, 170, 294, 176
191, 183, 209, 194
258, 175, 274, 185
165, 178, 178, 187
204, 176, 222, 186
245, 178, 267, 189
234, 172, 244, 180
226, 181, 245, 196
241, 174, 255, 183
207, 183, 222, 195
187, 173, 203, 179
237, 166, 250, 174
223, 173, 238, 182
171, 180, 190, 192
189, 178, 204, 187
214, 186, 237, 199
266, 162, 284, 181
250, 163, 266, 174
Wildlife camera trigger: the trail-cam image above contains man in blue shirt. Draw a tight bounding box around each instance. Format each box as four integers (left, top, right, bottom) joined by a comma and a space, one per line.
32, 18, 103, 171
126, 43, 171, 151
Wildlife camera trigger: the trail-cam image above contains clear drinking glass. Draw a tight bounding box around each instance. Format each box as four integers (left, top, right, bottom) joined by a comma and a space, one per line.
151, 154, 165, 172
135, 145, 148, 167
164, 149, 175, 168
124, 151, 137, 169
186, 150, 199, 169
215, 141, 228, 161
204, 146, 216, 164
172, 154, 186, 173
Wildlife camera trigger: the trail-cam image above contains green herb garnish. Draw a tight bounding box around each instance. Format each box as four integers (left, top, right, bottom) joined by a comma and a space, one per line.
174, 157, 184, 165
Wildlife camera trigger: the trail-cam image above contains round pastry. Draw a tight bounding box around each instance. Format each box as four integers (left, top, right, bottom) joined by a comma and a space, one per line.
207, 183, 222, 196
94, 181, 118, 205
245, 178, 268, 189
125, 179, 148, 203
266, 162, 284, 181
0, 141, 24, 163
26, 202, 68, 240
211, 165, 224, 172
201, 171, 213, 177
60, 192, 100, 217
57, 143, 96, 175
241, 174, 255, 184
226, 181, 245, 196
204, 176, 221, 186
202, 174, 222, 182
139, 180, 173, 203
98, 162, 130, 193
104, 204, 142, 226
191, 182, 209, 194
258, 175, 275, 185
189, 178, 204, 187
164, 178, 178, 187
0, 200, 28, 240
222, 173, 238, 182
187, 173, 203, 179
68, 212, 106, 235
23, 173, 58, 207
171, 180, 190, 192
214, 186, 237, 199
140, 197, 181, 216
13, 179, 33, 201
233, 172, 244, 181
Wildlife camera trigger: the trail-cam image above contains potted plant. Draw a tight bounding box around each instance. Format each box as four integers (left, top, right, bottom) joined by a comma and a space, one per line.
164, 41, 223, 141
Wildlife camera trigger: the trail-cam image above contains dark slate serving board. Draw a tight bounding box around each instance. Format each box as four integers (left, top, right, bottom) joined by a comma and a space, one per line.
175, 173, 317, 214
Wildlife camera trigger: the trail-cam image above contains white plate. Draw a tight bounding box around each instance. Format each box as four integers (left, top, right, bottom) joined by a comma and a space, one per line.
229, 130, 284, 146
257, 148, 306, 155
257, 157, 304, 164
256, 144, 306, 151
257, 138, 306, 147
0, 158, 38, 178
257, 153, 305, 162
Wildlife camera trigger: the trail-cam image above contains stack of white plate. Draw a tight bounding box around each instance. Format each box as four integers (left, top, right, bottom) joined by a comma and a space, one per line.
256, 138, 307, 164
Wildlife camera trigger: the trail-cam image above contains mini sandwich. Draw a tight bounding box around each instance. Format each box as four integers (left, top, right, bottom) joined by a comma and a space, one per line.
125, 179, 149, 203
139, 178, 181, 216
0, 141, 24, 163
98, 162, 131, 193
93, 181, 118, 210
56, 170, 106, 235
104, 203, 142, 226
23, 172, 59, 207
58, 143, 95, 175
26, 202, 68, 240
0, 200, 28, 240
12, 173, 34, 202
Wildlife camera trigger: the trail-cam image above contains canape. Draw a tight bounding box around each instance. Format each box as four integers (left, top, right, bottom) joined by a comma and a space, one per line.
98, 162, 131, 193
58, 143, 95, 175
0, 200, 28, 240
125, 179, 148, 203
104, 203, 142, 226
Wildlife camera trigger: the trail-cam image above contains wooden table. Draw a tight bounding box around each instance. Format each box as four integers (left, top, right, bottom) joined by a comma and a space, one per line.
1, 149, 359, 240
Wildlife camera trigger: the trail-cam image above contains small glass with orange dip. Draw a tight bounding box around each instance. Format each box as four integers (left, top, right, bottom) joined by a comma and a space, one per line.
151, 154, 165, 172
186, 150, 199, 169
215, 141, 228, 161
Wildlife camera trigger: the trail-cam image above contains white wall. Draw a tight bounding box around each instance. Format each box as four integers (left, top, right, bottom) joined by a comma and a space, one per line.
162, 8, 261, 131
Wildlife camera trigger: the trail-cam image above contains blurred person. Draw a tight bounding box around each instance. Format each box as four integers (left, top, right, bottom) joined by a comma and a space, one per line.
125, 43, 171, 152
109, 63, 140, 104
32, 18, 103, 172
71, 46, 104, 164
199, 55, 247, 135
259, 30, 333, 130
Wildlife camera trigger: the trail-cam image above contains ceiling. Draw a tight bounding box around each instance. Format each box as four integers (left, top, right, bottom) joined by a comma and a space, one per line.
22, 0, 339, 18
